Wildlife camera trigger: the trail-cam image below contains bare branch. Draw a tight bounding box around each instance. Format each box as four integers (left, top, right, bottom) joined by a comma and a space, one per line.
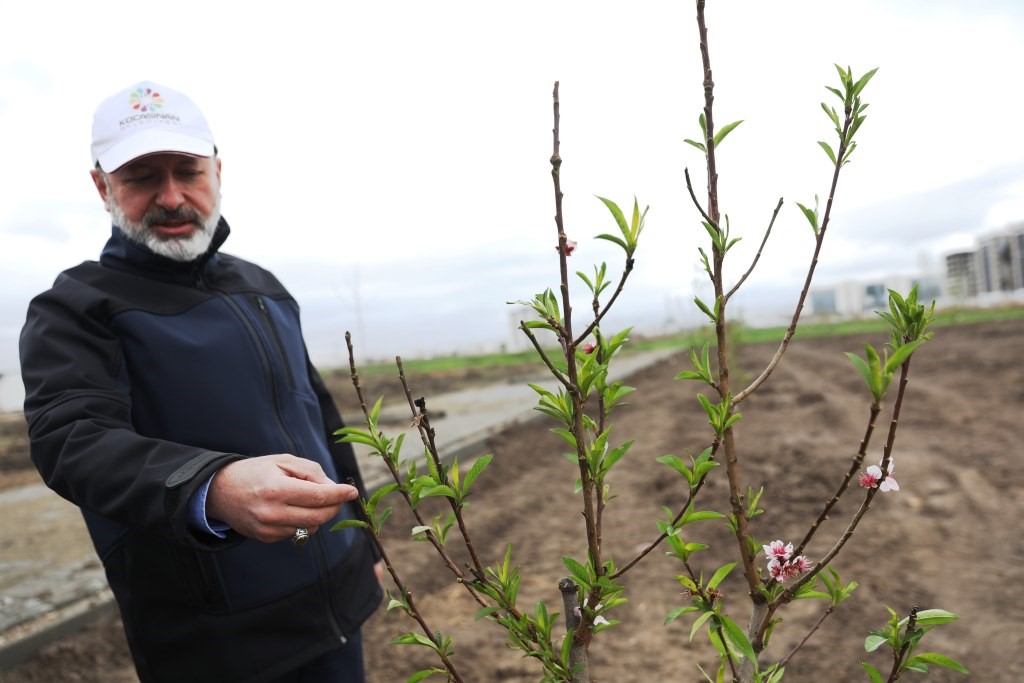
724, 197, 784, 302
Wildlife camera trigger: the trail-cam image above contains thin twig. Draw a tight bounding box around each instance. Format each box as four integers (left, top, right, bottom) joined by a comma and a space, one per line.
396, 359, 488, 582
777, 605, 835, 669
732, 101, 856, 408
519, 324, 571, 391
724, 197, 784, 302
684, 167, 718, 231
610, 441, 720, 579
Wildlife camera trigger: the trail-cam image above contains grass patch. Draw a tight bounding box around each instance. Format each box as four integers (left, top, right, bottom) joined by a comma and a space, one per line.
738, 305, 1024, 345
346, 305, 1024, 375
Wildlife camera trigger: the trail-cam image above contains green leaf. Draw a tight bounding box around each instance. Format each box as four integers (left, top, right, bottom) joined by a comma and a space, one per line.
694, 296, 717, 323
796, 201, 819, 234
905, 653, 968, 674
861, 663, 884, 683
665, 605, 698, 625
685, 510, 726, 524
391, 632, 439, 650
475, 606, 500, 620
407, 669, 447, 683
864, 634, 887, 652
596, 196, 630, 240
462, 453, 493, 492
335, 432, 378, 447
419, 485, 456, 499
911, 609, 959, 626
883, 338, 926, 374
852, 67, 879, 95
690, 610, 715, 641
707, 562, 736, 590
719, 615, 757, 664
551, 428, 577, 448
818, 140, 837, 165
329, 519, 367, 531
713, 120, 744, 148
684, 138, 708, 153
821, 102, 840, 127
562, 556, 591, 587
595, 233, 628, 251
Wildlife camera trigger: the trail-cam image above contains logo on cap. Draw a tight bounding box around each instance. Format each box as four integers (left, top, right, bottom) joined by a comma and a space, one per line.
129, 87, 164, 113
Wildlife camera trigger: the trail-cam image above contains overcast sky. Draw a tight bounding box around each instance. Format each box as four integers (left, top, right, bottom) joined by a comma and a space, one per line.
2, 0, 1023, 409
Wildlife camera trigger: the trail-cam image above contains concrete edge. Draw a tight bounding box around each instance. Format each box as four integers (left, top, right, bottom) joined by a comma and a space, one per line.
0, 590, 117, 673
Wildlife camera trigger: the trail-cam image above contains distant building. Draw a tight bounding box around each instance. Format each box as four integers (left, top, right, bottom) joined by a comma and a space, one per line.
810, 222, 1024, 318
808, 274, 942, 318
945, 250, 979, 301
944, 221, 1024, 305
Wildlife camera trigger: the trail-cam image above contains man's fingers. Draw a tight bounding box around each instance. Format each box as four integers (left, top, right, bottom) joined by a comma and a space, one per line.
280, 478, 359, 509
272, 455, 334, 484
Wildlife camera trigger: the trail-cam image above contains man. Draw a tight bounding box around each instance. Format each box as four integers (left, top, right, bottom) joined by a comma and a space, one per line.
19, 81, 382, 683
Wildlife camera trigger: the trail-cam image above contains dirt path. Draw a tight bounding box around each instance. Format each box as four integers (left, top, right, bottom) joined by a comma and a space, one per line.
2, 320, 1021, 682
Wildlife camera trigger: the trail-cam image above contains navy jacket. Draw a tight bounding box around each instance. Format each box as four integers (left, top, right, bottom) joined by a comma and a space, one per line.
20, 220, 381, 683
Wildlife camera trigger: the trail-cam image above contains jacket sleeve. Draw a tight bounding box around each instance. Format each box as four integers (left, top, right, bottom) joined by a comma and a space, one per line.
20, 281, 244, 550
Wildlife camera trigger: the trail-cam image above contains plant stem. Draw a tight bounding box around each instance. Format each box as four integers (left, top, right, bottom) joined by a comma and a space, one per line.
559, 578, 590, 683
550, 80, 601, 660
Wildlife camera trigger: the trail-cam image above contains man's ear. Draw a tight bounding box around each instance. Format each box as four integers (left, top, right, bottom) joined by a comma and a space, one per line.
90, 169, 112, 213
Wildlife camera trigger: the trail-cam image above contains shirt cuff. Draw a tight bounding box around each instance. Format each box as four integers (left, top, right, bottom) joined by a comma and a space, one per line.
188, 474, 232, 538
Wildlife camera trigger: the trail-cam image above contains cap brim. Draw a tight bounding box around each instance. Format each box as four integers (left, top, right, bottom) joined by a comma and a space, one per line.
97, 129, 215, 172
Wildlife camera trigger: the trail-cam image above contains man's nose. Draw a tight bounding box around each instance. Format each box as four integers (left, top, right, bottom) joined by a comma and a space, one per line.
155, 176, 186, 209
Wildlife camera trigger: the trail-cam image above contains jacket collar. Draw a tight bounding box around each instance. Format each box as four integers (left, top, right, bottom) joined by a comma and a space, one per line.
99, 218, 230, 284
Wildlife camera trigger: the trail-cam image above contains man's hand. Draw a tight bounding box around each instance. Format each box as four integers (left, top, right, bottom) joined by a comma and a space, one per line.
207, 454, 358, 543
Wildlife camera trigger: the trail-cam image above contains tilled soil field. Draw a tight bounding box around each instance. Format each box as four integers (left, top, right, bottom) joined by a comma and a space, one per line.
1, 319, 1021, 682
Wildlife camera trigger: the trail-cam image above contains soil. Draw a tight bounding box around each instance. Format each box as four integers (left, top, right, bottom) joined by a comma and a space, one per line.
2, 320, 1022, 682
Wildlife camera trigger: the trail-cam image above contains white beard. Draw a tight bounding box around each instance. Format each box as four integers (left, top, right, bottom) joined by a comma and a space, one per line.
109, 193, 221, 262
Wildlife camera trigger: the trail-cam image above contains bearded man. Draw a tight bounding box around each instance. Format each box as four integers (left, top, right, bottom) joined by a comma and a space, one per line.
19, 82, 382, 683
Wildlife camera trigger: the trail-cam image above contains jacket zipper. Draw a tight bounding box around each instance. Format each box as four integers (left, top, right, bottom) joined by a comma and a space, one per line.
253, 295, 297, 391
195, 271, 347, 641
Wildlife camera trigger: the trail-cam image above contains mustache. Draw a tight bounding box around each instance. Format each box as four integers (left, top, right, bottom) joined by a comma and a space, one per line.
143, 206, 205, 225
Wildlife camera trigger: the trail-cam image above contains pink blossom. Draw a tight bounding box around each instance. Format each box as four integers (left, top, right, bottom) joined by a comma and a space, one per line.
858, 470, 880, 488
791, 555, 813, 573
555, 239, 578, 256
766, 554, 813, 583
582, 341, 597, 354
762, 540, 793, 562
859, 459, 899, 492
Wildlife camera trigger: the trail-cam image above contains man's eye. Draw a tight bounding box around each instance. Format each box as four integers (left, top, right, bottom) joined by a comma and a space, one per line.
125, 175, 154, 184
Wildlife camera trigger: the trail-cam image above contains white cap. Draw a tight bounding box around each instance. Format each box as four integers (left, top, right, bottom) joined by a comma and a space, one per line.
91, 81, 215, 172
